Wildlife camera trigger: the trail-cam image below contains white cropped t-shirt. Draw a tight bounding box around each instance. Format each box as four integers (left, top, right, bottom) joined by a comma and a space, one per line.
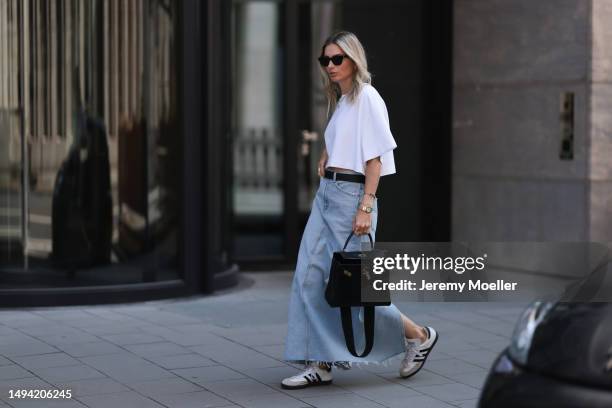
324, 83, 397, 176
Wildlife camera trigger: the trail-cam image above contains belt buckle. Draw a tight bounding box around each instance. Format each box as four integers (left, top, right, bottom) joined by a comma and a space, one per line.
333, 172, 337, 181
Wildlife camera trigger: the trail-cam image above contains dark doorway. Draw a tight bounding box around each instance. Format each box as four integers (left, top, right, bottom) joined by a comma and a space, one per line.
228, 0, 452, 267
342, 0, 452, 242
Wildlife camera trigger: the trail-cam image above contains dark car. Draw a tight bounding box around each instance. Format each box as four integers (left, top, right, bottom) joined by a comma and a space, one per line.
479, 302, 612, 408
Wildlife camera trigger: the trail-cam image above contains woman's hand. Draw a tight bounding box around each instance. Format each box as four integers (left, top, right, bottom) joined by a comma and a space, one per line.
317, 149, 328, 177
353, 210, 371, 236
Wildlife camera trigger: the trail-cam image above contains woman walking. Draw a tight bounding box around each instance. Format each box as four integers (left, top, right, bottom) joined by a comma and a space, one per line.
281, 31, 438, 390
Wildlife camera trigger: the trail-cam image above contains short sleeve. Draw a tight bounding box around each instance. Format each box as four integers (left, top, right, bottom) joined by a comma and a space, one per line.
357, 87, 397, 168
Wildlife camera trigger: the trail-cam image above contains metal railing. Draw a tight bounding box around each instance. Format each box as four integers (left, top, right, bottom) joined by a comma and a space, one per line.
233, 127, 283, 190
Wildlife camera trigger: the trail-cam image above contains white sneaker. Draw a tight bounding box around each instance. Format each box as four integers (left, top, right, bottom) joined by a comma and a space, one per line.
399, 326, 438, 378
281, 363, 333, 390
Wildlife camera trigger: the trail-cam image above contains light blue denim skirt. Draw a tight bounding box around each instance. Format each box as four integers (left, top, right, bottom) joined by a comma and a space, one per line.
283, 176, 405, 365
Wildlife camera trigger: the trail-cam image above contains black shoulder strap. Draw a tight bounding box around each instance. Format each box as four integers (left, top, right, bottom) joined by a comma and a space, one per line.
340, 306, 375, 358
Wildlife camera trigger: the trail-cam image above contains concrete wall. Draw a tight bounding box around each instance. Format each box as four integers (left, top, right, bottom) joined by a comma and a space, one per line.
453, 0, 612, 242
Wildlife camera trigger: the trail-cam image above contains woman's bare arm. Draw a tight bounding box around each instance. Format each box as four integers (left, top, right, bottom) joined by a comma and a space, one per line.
317, 148, 329, 177
353, 157, 381, 235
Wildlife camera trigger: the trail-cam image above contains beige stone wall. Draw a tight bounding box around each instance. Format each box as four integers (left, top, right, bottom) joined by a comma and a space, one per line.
452, 0, 612, 242
590, 0, 612, 242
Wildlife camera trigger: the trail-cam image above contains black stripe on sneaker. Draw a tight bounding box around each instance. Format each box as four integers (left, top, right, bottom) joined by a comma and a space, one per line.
315, 373, 322, 382
304, 376, 311, 384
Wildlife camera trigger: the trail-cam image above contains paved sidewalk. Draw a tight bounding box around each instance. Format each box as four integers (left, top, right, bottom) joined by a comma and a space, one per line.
0, 272, 526, 408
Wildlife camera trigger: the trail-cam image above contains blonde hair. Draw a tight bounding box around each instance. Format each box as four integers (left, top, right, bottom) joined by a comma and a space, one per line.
318, 31, 372, 119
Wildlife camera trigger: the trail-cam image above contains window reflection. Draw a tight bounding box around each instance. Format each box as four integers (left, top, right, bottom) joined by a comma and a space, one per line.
231, 1, 284, 259
0, 0, 181, 287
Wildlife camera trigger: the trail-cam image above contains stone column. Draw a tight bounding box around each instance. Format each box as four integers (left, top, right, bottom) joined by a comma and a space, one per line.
590, 0, 612, 242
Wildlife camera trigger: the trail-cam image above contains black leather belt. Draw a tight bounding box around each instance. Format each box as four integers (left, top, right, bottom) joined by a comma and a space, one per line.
324, 169, 366, 184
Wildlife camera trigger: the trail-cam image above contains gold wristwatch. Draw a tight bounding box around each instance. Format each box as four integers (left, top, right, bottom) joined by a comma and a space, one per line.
359, 204, 373, 214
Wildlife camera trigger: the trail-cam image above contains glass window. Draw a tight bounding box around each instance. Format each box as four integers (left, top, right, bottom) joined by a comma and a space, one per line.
231, 1, 285, 259
0, 0, 182, 287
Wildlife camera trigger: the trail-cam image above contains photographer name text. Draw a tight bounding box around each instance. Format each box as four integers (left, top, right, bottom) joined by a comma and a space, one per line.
372, 279, 517, 292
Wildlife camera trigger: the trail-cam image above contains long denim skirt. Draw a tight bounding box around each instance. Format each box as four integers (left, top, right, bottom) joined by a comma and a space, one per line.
283, 176, 405, 365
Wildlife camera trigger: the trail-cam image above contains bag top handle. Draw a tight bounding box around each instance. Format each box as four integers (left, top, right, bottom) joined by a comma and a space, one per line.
342, 231, 374, 251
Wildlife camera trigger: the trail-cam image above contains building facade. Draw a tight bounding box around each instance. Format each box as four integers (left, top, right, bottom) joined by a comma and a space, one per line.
1, 0, 452, 306
453, 0, 612, 244
6, 0, 610, 307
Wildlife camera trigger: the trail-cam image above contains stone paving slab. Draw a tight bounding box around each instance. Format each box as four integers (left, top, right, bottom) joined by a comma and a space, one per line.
53, 378, 129, 397
0, 272, 526, 408
410, 382, 481, 404
300, 393, 388, 408
171, 366, 246, 384
32, 365, 105, 384
141, 353, 216, 370
148, 390, 235, 408
123, 377, 205, 397
10, 354, 80, 371
377, 369, 456, 388
4, 398, 88, 408
77, 391, 165, 408
0, 366, 32, 382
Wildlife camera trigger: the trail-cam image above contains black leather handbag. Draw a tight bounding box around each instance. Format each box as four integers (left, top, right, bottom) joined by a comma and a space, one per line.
325, 232, 390, 357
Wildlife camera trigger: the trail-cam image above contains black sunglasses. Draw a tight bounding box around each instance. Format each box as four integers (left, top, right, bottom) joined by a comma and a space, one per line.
318, 54, 347, 67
